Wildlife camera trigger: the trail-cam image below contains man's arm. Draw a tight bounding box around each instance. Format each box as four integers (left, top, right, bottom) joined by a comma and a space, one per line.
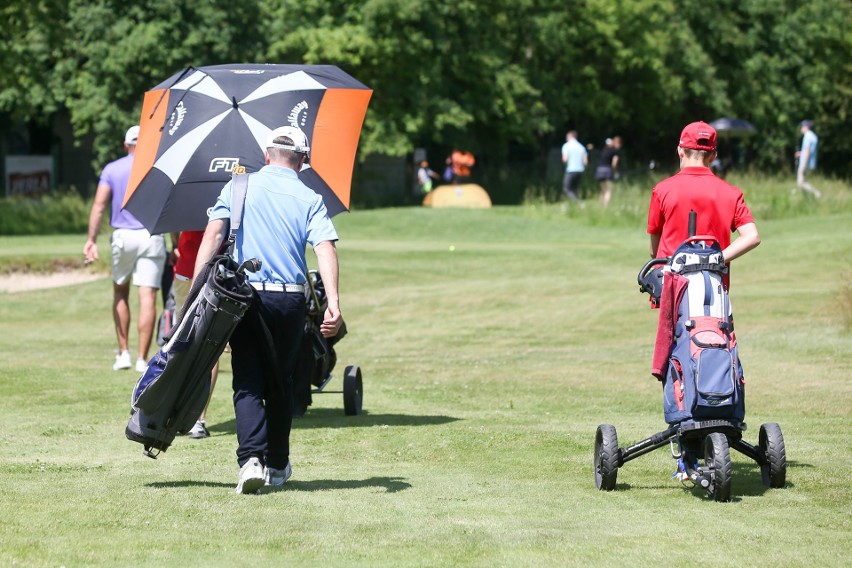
191, 220, 227, 281
799, 145, 810, 171
649, 233, 661, 258
314, 240, 342, 337
722, 222, 760, 262
83, 182, 112, 263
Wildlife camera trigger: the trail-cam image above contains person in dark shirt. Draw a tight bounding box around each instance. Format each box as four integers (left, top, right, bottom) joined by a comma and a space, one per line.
596, 136, 621, 208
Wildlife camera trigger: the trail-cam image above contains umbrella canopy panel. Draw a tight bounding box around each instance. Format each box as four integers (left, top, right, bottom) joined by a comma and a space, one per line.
125, 64, 371, 234
709, 117, 757, 138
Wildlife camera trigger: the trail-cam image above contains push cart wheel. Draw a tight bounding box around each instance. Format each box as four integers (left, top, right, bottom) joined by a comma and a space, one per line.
759, 423, 787, 488
703, 433, 732, 502
342, 365, 363, 416
594, 424, 619, 491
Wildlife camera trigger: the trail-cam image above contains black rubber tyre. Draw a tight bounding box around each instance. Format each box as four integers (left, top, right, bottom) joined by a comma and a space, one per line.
342, 365, 363, 416
759, 423, 787, 488
703, 433, 732, 502
594, 424, 619, 491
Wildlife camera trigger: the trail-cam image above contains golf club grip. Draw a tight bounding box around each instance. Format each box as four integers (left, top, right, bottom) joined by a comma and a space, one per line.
688, 210, 697, 238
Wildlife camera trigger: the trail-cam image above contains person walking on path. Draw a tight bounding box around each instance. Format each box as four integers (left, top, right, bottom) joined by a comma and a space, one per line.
597, 136, 622, 208
794, 120, 821, 198
561, 130, 588, 204
193, 125, 342, 494
84, 126, 166, 373
647, 121, 761, 286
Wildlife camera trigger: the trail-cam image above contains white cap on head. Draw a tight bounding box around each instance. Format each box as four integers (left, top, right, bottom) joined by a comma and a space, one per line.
265, 126, 310, 154
124, 125, 140, 145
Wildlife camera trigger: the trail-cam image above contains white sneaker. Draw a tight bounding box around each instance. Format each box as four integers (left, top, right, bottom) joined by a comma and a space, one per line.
113, 350, 132, 371
188, 420, 210, 439
135, 358, 148, 373
265, 461, 292, 487
235, 457, 265, 494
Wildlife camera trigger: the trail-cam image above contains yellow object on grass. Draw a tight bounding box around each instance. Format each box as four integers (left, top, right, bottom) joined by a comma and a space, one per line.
422, 184, 492, 208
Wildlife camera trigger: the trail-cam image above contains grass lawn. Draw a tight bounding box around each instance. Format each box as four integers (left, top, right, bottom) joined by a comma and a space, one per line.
0, 193, 850, 566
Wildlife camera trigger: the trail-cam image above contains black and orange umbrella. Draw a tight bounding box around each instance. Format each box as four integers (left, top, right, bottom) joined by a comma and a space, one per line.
123, 64, 372, 233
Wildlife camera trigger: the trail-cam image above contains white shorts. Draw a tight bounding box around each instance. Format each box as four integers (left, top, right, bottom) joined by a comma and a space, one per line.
110, 228, 166, 288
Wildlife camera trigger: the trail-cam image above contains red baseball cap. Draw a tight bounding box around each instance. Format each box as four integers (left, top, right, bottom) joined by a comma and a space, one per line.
679, 121, 717, 151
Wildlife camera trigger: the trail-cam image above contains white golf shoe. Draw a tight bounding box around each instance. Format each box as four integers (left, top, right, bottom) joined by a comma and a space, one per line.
235, 457, 265, 495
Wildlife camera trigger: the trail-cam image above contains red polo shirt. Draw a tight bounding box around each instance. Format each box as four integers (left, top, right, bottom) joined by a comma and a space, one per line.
173, 230, 205, 279
647, 167, 754, 257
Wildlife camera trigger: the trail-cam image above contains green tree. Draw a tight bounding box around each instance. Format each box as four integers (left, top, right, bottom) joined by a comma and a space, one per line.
2, 0, 265, 170
1, 0, 849, 189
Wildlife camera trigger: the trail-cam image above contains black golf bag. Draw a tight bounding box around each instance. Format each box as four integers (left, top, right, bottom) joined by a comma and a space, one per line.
292, 270, 347, 416
126, 255, 257, 457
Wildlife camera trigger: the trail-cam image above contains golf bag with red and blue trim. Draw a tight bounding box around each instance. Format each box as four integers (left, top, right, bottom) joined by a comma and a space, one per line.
654, 236, 746, 425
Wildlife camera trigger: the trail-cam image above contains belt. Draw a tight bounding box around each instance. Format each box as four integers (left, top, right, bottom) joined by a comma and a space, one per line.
250, 282, 305, 293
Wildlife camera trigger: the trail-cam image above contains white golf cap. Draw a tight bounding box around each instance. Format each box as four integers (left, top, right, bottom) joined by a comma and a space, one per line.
265, 126, 310, 154
124, 125, 140, 145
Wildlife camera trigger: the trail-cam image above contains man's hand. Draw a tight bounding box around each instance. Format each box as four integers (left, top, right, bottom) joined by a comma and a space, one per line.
320, 305, 342, 337
83, 241, 99, 265
168, 248, 180, 266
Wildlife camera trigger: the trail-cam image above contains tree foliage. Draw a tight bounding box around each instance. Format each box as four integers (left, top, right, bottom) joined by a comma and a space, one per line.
1, 0, 849, 180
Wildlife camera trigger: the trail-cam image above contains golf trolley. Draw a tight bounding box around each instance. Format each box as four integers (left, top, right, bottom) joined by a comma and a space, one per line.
594, 224, 786, 502
594, 419, 787, 502
293, 270, 363, 417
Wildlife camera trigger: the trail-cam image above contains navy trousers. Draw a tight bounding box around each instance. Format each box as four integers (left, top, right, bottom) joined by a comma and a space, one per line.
229, 290, 306, 469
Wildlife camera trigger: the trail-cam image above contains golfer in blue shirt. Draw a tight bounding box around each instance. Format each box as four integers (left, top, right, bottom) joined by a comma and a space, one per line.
193, 126, 342, 494
795, 120, 821, 198
561, 130, 588, 203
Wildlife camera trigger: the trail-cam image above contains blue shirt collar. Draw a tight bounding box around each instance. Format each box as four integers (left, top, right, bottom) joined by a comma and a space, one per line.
260, 164, 300, 178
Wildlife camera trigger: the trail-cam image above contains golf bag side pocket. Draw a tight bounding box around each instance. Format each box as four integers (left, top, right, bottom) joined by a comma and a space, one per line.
694, 344, 745, 421
693, 347, 736, 418
663, 357, 693, 424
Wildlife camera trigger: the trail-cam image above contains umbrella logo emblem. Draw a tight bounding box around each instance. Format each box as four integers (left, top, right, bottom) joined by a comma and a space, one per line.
288, 101, 309, 128
168, 101, 187, 136
209, 157, 241, 173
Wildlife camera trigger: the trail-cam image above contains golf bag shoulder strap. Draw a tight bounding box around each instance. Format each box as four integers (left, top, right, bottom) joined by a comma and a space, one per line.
227, 172, 251, 255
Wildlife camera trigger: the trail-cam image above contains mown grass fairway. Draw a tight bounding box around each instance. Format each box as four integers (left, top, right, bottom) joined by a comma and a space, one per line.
1, 198, 850, 566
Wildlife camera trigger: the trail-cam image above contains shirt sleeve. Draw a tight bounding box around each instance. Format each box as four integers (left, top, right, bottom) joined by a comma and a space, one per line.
98, 162, 114, 188
305, 196, 339, 246
731, 193, 755, 231
208, 180, 233, 222
647, 188, 664, 234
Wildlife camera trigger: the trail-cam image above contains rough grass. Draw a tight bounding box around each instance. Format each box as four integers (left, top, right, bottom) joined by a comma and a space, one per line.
0, 200, 850, 566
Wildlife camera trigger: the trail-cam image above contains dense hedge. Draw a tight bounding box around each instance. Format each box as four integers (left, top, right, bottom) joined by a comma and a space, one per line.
0, 191, 91, 235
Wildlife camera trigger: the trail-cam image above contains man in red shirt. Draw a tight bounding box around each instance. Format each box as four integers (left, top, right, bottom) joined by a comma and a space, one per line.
647, 121, 761, 276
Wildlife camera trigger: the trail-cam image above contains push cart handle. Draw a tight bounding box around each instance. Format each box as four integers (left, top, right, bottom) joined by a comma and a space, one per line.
637, 257, 668, 285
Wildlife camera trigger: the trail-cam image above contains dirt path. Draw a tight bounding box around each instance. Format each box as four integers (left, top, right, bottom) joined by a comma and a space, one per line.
0, 270, 107, 293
